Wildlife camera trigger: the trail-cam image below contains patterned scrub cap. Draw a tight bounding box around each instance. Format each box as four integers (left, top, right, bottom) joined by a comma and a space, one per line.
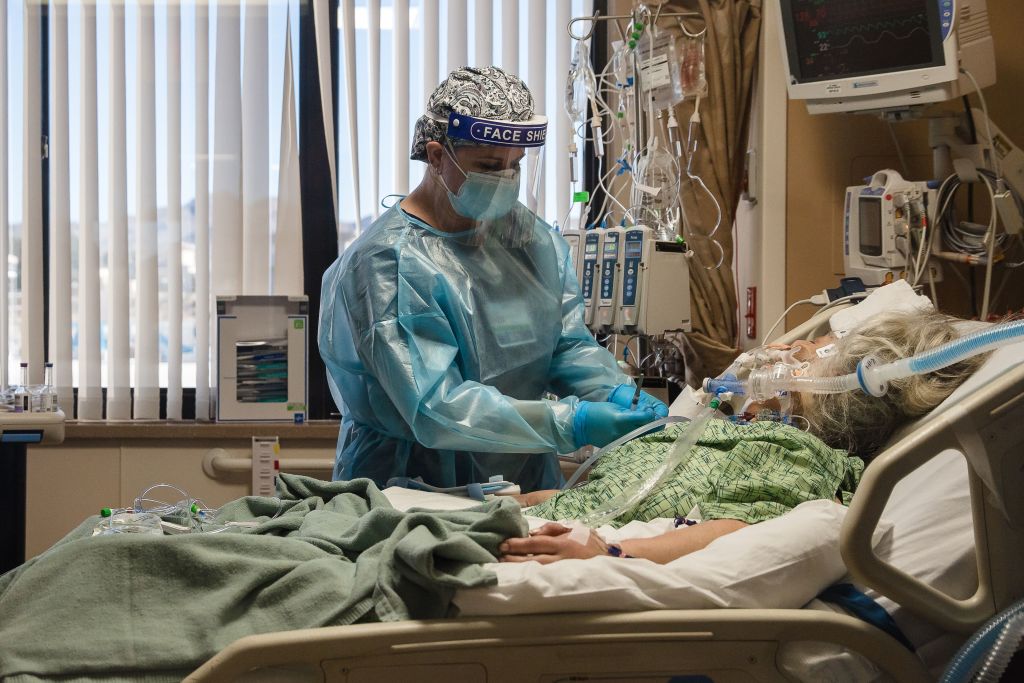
410, 66, 536, 161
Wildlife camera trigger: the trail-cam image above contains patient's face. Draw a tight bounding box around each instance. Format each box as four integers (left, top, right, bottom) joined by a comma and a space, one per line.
768, 334, 836, 363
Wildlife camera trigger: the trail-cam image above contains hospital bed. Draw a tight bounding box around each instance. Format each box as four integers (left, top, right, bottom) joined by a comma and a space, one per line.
185, 308, 1024, 682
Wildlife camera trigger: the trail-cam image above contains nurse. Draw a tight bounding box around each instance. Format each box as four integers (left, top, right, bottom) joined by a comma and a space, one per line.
319, 66, 667, 492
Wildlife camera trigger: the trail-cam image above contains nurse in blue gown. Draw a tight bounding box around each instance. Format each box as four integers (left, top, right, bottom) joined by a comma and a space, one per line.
319, 66, 667, 492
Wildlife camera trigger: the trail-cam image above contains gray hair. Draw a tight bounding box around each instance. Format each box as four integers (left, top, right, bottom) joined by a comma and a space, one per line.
801, 311, 986, 459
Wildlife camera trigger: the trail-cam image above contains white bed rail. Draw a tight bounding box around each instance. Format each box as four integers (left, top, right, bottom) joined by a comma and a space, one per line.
186, 608, 930, 682
843, 361, 1024, 634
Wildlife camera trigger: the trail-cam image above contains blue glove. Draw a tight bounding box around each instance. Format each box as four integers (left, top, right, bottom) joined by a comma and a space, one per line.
608, 384, 669, 418
573, 401, 659, 448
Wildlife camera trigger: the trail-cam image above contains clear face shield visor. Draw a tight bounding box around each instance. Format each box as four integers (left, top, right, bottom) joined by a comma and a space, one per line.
429, 111, 547, 218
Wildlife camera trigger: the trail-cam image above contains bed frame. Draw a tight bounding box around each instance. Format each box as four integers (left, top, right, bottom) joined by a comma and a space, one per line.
187, 311, 1024, 682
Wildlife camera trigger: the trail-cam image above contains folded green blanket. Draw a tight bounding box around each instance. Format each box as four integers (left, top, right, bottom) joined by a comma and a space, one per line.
0, 475, 527, 683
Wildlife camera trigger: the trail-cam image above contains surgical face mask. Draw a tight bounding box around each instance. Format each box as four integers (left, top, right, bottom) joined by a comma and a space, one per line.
440, 147, 521, 221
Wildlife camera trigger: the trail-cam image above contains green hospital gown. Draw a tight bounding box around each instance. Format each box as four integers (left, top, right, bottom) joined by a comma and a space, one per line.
528, 420, 864, 527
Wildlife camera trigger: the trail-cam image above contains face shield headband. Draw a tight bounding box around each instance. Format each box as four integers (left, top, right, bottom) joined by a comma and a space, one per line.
441, 111, 548, 148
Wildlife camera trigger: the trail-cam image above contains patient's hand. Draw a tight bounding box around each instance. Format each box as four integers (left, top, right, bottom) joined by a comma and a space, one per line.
499, 522, 609, 564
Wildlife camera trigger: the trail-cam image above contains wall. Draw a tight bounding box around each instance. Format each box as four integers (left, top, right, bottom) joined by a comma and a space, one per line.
784, 1, 1024, 328
25, 427, 337, 559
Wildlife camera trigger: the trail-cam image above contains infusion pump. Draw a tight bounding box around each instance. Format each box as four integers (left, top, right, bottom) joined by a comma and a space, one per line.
844, 169, 940, 286
562, 225, 691, 335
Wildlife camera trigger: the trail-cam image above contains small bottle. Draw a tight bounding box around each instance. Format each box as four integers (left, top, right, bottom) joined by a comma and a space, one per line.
40, 362, 56, 412
13, 362, 29, 413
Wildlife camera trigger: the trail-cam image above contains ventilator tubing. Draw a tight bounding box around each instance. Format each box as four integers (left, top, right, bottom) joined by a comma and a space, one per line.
563, 416, 687, 490
941, 598, 1024, 683
704, 319, 1024, 401
578, 407, 713, 528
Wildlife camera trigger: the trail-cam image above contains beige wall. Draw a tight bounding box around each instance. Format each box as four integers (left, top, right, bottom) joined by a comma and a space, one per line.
26, 435, 336, 559
785, 1, 1024, 328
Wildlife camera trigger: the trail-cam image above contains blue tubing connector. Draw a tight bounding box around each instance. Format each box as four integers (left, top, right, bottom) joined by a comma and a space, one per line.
941, 597, 1024, 683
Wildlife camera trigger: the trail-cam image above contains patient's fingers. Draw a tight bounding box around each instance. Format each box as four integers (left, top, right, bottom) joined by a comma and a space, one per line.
529, 522, 571, 537
500, 535, 566, 555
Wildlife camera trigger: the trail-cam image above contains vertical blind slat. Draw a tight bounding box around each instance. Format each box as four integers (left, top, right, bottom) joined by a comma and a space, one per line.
195, 1, 212, 420
500, 0, 517, 76
22, 1, 44, 385
242, 0, 270, 294
474, 0, 493, 67
0, 3, 8, 388
166, 2, 183, 420
527, 0, 546, 217
212, 3, 243, 295
274, 8, 303, 296
50, 1, 73, 411
393, 0, 410, 194
107, 2, 131, 418
135, 1, 160, 419
78, 2, 102, 420
368, 0, 381, 217
339, 0, 363, 236
423, 0, 439, 101
446, 0, 467, 73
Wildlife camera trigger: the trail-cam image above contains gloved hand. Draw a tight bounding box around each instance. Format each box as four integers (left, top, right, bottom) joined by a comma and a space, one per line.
608, 384, 670, 418
573, 401, 660, 449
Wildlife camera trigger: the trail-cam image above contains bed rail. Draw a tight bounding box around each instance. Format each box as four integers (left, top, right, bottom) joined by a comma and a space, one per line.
843, 361, 1024, 634
186, 608, 929, 682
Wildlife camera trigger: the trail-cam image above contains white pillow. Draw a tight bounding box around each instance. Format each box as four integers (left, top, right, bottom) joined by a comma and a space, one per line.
453, 500, 893, 616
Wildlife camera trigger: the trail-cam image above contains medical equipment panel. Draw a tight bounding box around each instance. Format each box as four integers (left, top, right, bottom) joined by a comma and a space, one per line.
597, 227, 625, 333
844, 169, 939, 286
580, 230, 602, 328
617, 227, 692, 335
216, 295, 309, 423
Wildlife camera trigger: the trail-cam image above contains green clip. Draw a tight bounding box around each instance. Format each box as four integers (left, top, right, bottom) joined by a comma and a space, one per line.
572, 190, 591, 203
634, 22, 645, 31
628, 40, 637, 49
100, 507, 112, 518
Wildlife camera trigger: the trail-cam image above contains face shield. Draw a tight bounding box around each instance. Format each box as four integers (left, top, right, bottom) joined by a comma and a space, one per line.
431, 111, 547, 218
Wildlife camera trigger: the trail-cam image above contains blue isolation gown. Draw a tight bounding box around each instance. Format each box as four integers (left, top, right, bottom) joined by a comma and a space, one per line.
319, 202, 630, 492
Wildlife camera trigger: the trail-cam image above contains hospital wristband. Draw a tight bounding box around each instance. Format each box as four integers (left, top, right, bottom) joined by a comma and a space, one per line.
606, 544, 634, 559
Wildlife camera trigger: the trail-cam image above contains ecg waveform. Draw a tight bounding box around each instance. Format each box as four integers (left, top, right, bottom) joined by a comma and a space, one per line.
789, 0, 940, 81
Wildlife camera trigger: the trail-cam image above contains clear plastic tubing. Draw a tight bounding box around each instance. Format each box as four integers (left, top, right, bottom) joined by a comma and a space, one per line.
563, 416, 687, 490
704, 319, 1024, 401
941, 597, 1024, 683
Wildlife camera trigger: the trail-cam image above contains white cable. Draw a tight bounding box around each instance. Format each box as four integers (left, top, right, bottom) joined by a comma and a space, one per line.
960, 67, 1000, 179
760, 298, 813, 346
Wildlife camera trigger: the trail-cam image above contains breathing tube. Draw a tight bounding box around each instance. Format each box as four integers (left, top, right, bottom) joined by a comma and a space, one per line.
941, 597, 1024, 683
704, 319, 1024, 401
561, 408, 714, 529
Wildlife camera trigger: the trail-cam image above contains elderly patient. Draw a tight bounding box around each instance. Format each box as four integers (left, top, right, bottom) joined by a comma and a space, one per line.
500, 310, 984, 565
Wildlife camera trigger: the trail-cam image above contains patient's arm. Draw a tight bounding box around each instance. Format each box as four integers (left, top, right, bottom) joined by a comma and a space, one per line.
499, 519, 748, 565
616, 520, 748, 563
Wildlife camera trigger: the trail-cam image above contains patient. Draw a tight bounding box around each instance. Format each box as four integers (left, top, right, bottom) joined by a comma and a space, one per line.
500, 310, 984, 565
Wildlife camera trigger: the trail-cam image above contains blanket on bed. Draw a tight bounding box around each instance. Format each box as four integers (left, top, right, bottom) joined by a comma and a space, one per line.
0, 475, 526, 682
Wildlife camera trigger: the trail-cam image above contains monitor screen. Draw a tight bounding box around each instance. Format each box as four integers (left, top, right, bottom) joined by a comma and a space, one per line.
859, 197, 883, 257
781, 0, 945, 84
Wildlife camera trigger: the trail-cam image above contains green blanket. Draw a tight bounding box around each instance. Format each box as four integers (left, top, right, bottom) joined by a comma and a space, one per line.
0, 475, 527, 682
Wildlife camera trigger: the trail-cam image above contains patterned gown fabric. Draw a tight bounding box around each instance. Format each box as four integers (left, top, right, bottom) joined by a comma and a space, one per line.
410, 66, 537, 161
529, 420, 863, 528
